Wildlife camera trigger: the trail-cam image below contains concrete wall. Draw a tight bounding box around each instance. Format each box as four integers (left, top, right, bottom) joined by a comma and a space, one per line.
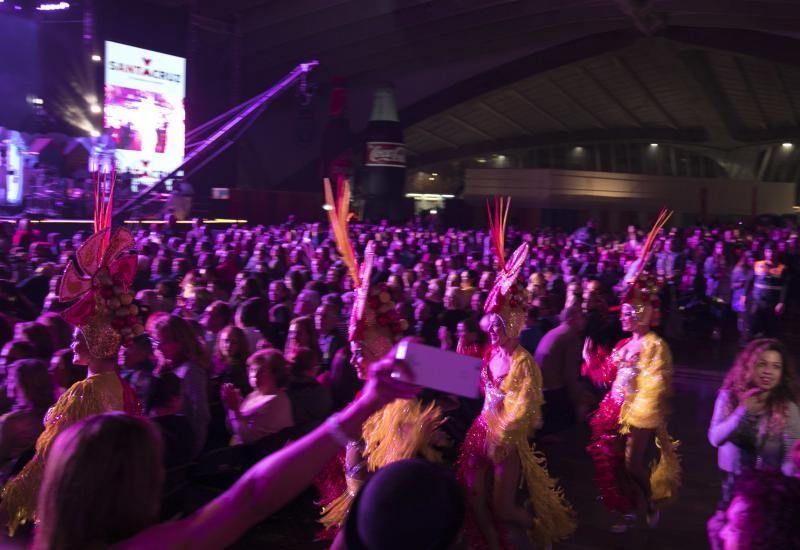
464, 168, 797, 218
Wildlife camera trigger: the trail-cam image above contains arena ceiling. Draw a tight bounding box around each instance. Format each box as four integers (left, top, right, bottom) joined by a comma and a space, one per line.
148, 0, 800, 185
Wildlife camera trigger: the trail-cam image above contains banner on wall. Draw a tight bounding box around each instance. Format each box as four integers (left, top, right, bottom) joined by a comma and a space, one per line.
103, 41, 186, 186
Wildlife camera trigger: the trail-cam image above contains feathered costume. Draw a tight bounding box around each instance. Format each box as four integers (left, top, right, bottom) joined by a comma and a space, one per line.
316, 179, 443, 537
457, 198, 575, 549
1, 170, 141, 534
586, 209, 681, 514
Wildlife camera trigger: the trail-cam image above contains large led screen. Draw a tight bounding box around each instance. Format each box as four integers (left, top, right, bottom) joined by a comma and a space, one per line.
104, 41, 186, 185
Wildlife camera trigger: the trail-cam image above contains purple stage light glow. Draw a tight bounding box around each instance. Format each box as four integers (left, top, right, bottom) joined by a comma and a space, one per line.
36, 1, 70, 10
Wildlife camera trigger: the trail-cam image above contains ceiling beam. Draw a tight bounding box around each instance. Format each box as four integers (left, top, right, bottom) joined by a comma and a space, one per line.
579, 65, 643, 126
678, 49, 744, 140
509, 90, 571, 131
446, 114, 495, 140
477, 101, 532, 135
409, 126, 458, 148
546, 77, 608, 129
733, 56, 771, 130
772, 63, 800, 127
614, 54, 681, 129
409, 127, 708, 166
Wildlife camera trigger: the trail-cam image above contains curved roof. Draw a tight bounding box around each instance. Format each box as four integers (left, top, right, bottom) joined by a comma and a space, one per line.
152, 0, 800, 187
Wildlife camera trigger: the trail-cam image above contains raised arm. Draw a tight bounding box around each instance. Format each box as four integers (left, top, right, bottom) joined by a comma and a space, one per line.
707, 389, 755, 448
116, 358, 417, 550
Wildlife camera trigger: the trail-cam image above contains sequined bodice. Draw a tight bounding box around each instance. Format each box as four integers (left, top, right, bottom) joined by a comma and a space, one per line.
609, 347, 640, 404
481, 359, 507, 414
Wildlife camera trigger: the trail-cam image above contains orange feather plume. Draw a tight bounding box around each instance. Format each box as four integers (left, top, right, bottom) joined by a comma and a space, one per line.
486, 197, 511, 270
324, 178, 360, 288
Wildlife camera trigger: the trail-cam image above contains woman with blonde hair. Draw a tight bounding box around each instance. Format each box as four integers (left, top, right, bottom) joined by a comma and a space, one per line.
707, 338, 800, 549
150, 314, 210, 456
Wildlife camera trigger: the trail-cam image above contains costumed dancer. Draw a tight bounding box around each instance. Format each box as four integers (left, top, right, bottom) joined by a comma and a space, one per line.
457, 198, 575, 550
585, 209, 681, 532
316, 179, 444, 539
1, 170, 142, 534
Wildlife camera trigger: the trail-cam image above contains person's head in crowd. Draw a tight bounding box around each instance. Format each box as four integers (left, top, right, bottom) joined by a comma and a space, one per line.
268, 280, 289, 305
236, 276, 263, 302
35, 413, 164, 549
719, 470, 800, 550
145, 372, 183, 416
155, 279, 180, 311
37, 312, 72, 351
460, 269, 478, 291
186, 287, 212, 317
342, 459, 464, 550
120, 335, 154, 372
235, 297, 267, 332
456, 318, 482, 347
15, 322, 54, 361
722, 338, 796, 413
150, 257, 171, 281
426, 279, 445, 304
50, 348, 86, 395
7, 358, 53, 413
525, 306, 541, 329
763, 241, 776, 263
285, 315, 319, 359
560, 304, 586, 331
294, 289, 321, 317
248, 349, 290, 395
0, 339, 36, 374
478, 271, 495, 292
171, 257, 190, 280
289, 347, 319, 379
150, 314, 209, 372
470, 291, 487, 315
411, 280, 428, 302
134, 290, 160, 317
201, 301, 232, 335
284, 267, 307, 298
414, 300, 431, 324
443, 287, 466, 312
315, 303, 339, 336
215, 325, 250, 365
321, 293, 343, 314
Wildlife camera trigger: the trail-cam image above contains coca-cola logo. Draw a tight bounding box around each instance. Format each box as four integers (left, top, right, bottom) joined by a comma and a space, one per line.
366, 142, 406, 168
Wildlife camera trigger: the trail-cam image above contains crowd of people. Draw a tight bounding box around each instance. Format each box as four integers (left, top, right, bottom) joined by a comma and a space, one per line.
0, 200, 794, 548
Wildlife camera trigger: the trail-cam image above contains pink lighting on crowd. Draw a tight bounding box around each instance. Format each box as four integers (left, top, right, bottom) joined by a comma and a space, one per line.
36, 2, 70, 11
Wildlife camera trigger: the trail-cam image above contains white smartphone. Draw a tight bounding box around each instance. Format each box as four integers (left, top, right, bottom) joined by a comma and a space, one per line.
394, 341, 482, 399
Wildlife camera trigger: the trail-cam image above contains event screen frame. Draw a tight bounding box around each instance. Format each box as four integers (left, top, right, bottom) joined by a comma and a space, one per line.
103, 40, 186, 186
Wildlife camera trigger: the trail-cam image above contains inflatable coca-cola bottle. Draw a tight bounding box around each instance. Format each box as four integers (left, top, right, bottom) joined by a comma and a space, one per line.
320, 77, 354, 183
359, 86, 407, 221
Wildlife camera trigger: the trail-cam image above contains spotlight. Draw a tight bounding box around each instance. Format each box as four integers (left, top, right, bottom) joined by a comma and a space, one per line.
89, 129, 100, 137
428, 177, 435, 181
322, 204, 333, 211
431, 172, 439, 176
36, 1, 70, 10
782, 142, 794, 148
90, 105, 101, 114
429, 209, 438, 215
476, 158, 487, 163
650, 143, 659, 147
91, 54, 101, 63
